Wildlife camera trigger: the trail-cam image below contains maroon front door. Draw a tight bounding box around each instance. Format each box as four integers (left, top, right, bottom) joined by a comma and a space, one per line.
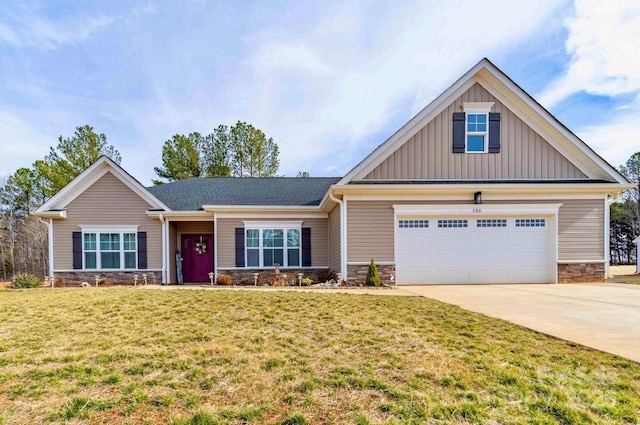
181, 234, 214, 282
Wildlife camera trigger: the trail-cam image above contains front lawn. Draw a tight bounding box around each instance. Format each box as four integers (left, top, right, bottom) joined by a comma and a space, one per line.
1, 288, 638, 424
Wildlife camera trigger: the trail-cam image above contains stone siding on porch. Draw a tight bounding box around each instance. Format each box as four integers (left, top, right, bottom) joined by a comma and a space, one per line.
53, 271, 161, 287
216, 268, 329, 286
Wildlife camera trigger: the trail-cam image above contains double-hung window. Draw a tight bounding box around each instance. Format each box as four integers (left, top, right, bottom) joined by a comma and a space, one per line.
80, 226, 138, 270
462, 102, 494, 153
244, 221, 302, 268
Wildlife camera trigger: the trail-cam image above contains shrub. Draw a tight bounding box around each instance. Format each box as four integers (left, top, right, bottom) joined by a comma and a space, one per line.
301, 277, 313, 286
216, 274, 232, 285
239, 278, 249, 285
315, 269, 336, 283
12, 273, 42, 289
365, 259, 381, 287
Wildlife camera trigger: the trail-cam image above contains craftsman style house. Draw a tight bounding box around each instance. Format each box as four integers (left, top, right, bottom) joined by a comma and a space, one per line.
33, 59, 632, 285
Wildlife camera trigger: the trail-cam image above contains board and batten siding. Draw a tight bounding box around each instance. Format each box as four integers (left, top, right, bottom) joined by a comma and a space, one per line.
346, 199, 604, 263
328, 205, 341, 272
364, 83, 587, 181
52, 171, 162, 270
217, 217, 328, 268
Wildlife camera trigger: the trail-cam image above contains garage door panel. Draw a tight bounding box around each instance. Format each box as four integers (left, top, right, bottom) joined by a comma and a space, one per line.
396, 215, 552, 285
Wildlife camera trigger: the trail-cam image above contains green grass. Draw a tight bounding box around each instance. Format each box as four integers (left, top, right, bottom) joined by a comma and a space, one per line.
0, 288, 639, 424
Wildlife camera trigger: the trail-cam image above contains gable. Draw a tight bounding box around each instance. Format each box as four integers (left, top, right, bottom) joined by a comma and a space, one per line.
66, 171, 156, 215
339, 58, 629, 186
364, 83, 587, 180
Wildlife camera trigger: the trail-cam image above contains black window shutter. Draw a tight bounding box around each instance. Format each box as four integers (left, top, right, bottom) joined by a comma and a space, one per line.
235, 228, 245, 267
302, 227, 311, 267
488, 112, 501, 153
137, 232, 147, 269
72, 232, 82, 269
452, 112, 466, 153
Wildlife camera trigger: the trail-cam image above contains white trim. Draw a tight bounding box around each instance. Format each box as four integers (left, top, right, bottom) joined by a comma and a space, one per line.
604, 195, 612, 278
217, 266, 326, 270
79, 225, 139, 232
216, 212, 327, 219
213, 213, 218, 280
147, 211, 212, 221
242, 221, 303, 229
204, 205, 321, 212
54, 269, 163, 272
343, 195, 348, 281
36, 210, 67, 219
344, 193, 606, 201
393, 203, 563, 216
333, 183, 634, 195
557, 260, 607, 264
35, 156, 169, 213
347, 261, 395, 266
48, 219, 54, 277
462, 102, 494, 112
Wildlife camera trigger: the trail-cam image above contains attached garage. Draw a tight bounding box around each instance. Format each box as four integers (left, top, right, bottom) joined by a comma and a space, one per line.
394, 204, 561, 285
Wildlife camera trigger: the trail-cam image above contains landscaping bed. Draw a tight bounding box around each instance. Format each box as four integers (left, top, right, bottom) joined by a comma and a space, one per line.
0, 288, 638, 424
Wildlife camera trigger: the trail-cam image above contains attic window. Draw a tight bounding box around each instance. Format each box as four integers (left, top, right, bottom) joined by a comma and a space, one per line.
453, 102, 501, 154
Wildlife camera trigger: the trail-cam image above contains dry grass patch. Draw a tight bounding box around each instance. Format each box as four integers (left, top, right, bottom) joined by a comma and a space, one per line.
0, 288, 639, 424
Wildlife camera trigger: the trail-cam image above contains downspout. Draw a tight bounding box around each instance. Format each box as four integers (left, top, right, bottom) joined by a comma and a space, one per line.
329, 192, 347, 282
213, 212, 218, 280
38, 218, 54, 281
159, 214, 166, 284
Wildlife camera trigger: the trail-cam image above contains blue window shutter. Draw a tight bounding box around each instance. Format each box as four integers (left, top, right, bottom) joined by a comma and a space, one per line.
137, 232, 147, 269
72, 232, 82, 269
302, 228, 311, 267
488, 113, 501, 153
452, 112, 465, 153
235, 228, 245, 267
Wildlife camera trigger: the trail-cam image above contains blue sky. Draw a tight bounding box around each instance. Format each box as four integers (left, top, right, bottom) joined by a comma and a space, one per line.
1, 0, 639, 185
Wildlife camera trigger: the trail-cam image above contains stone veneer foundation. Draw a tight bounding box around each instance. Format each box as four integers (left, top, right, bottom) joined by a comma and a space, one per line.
53, 271, 161, 287
216, 268, 329, 286
557, 263, 605, 283
346, 264, 396, 286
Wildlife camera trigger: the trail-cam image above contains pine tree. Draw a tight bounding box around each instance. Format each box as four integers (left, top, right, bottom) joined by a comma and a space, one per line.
365, 258, 381, 287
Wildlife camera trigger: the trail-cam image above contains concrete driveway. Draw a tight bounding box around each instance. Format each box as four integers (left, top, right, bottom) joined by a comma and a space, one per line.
402, 283, 640, 363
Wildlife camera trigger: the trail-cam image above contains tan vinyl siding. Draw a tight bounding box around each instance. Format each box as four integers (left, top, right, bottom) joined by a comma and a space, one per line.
347, 201, 395, 262
52, 171, 161, 270
557, 199, 604, 261
176, 222, 214, 236
168, 222, 177, 283
217, 218, 328, 268
346, 198, 604, 263
328, 205, 341, 271
365, 83, 587, 180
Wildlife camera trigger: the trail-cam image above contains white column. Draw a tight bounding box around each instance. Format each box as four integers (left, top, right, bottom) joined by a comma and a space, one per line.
213, 213, 218, 279
48, 218, 54, 277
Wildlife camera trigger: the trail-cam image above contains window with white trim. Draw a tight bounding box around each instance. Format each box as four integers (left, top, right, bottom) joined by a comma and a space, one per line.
463, 102, 494, 153
82, 230, 137, 270
515, 219, 546, 228
438, 219, 468, 228
244, 222, 302, 268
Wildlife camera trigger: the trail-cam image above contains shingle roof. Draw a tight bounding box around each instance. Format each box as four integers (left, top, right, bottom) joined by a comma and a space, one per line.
147, 177, 340, 211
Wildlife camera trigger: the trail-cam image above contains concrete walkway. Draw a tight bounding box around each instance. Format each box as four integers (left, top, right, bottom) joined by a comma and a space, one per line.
401, 283, 640, 363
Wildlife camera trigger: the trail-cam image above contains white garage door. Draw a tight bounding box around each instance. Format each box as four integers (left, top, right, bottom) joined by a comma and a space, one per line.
396, 216, 552, 284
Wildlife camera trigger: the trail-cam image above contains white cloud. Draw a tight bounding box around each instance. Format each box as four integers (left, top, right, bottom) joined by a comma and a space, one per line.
0, 8, 113, 50
539, 0, 640, 107
237, 0, 567, 176
0, 110, 52, 177
538, 0, 640, 167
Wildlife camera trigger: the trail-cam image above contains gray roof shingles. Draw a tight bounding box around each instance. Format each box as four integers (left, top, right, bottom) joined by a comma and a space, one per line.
147, 177, 340, 211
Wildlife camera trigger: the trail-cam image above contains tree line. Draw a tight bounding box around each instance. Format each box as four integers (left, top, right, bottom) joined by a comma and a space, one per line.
611, 152, 640, 265
1, 122, 281, 280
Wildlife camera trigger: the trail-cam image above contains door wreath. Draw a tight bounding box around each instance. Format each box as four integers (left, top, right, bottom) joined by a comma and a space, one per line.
194, 237, 207, 255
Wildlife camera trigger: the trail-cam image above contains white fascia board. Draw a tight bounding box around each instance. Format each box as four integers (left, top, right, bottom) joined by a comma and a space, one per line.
393, 203, 563, 216
334, 182, 635, 196
203, 205, 321, 211
146, 211, 212, 221
79, 225, 139, 232
243, 220, 303, 228
35, 156, 170, 213
216, 212, 328, 219
32, 210, 67, 219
